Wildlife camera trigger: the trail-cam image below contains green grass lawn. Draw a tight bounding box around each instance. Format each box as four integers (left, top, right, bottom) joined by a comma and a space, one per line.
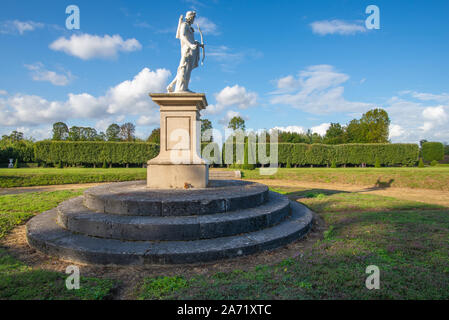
239, 167, 449, 191
0, 190, 116, 300
2, 167, 449, 190
0, 178, 448, 299
0, 168, 146, 188
136, 189, 449, 300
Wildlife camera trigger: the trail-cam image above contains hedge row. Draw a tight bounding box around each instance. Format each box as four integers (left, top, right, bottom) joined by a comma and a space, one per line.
26, 141, 420, 167
0, 141, 35, 163
222, 143, 419, 167
34, 141, 160, 165
422, 142, 444, 162
34, 141, 220, 165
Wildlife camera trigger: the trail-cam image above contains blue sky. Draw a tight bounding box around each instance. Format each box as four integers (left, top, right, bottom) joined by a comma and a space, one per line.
1, 0, 448, 143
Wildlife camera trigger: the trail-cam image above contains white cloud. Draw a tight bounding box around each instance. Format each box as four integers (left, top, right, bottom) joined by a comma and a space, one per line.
205, 85, 257, 115
0, 90, 7, 95
311, 123, 331, 136
137, 114, 159, 126
389, 124, 405, 139
0, 68, 170, 127
310, 20, 366, 36
422, 105, 447, 122
218, 110, 247, 126
24, 63, 73, 86
385, 92, 449, 142
419, 106, 448, 132
208, 45, 262, 72
0, 20, 44, 35
271, 126, 305, 134
196, 17, 219, 35
400, 91, 449, 104
14, 126, 52, 141
50, 34, 142, 60
270, 65, 370, 114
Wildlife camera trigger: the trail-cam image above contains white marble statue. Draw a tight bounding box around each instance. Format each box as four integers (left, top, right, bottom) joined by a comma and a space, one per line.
167, 11, 205, 93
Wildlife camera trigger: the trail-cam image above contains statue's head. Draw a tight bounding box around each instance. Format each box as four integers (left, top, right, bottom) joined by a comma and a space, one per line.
185, 11, 196, 24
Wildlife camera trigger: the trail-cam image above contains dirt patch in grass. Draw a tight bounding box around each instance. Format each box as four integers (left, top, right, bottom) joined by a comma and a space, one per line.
252, 179, 449, 207
0, 213, 325, 300
0, 183, 104, 195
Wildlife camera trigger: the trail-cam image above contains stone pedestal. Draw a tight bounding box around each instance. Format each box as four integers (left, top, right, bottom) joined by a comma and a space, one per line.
147, 93, 209, 189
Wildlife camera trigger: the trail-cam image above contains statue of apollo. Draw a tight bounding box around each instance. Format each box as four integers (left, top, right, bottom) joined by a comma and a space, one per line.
167, 11, 205, 93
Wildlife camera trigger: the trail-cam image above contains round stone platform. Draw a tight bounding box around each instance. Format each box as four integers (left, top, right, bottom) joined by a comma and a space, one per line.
84, 180, 269, 216
26, 180, 313, 265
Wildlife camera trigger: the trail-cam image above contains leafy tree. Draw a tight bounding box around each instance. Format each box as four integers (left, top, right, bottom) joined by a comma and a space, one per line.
95, 132, 106, 141
228, 116, 246, 131
52, 122, 69, 141
324, 123, 345, 144
345, 119, 365, 143
106, 124, 121, 141
2, 131, 24, 143
147, 128, 160, 144
359, 108, 390, 143
68, 126, 81, 141
120, 122, 136, 141
80, 127, 98, 141
201, 119, 213, 142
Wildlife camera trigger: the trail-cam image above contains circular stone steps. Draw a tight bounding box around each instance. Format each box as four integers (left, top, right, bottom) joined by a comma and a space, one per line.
83, 180, 268, 216
27, 201, 313, 265
26, 180, 314, 265
56, 192, 290, 241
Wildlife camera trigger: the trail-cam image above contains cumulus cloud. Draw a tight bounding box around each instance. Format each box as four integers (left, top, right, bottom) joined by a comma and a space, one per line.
50, 34, 142, 60
0, 20, 44, 35
24, 63, 73, 86
0, 90, 7, 95
206, 85, 257, 115
311, 123, 331, 136
310, 20, 366, 35
270, 65, 370, 114
195, 17, 219, 35
389, 124, 405, 139
0, 68, 171, 127
218, 110, 248, 126
385, 92, 449, 142
271, 126, 305, 134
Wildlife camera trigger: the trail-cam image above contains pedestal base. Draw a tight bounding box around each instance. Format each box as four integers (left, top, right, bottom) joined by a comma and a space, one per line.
147, 163, 209, 189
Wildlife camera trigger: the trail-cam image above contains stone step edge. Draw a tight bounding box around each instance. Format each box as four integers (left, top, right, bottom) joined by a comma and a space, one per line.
56, 192, 290, 241
26, 201, 313, 265
84, 186, 269, 217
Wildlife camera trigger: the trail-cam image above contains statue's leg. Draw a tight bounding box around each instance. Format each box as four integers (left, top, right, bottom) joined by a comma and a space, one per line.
175, 65, 187, 92
167, 77, 177, 93
184, 65, 193, 92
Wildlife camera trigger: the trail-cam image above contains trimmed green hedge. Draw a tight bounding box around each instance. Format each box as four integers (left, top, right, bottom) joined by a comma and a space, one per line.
0, 141, 35, 164
422, 142, 444, 163
34, 141, 160, 165
224, 143, 419, 167
32, 141, 419, 167
34, 141, 221, 166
